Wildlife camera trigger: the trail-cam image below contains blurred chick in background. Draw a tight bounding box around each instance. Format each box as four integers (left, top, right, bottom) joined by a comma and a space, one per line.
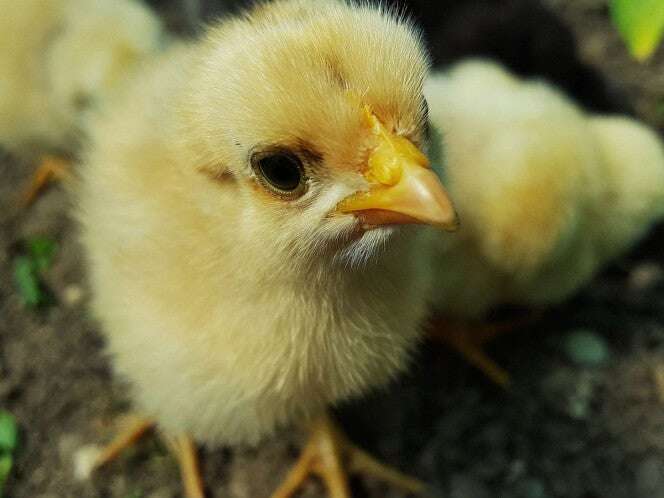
77, 1, 456, 497
0, 0, 164, 203
425, 59, 664, 385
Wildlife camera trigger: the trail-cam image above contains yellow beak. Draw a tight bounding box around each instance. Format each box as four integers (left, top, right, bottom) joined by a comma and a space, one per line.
336, 107, 458, 231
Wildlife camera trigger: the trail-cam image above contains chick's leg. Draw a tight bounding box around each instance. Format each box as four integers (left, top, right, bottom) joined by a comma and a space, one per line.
429, 319, 510, 388
92, 416, 205, 498
92, 415, 155, 469
21, 155, 71, 207
428, 314, 537, 388
271, 414, 423, 498
163, 434, 206, 498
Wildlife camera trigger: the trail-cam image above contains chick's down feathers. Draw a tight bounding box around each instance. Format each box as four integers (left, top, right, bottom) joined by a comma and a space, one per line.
78, 0, 436, 446
425, 59, 664, 318
0, 0, 163, 156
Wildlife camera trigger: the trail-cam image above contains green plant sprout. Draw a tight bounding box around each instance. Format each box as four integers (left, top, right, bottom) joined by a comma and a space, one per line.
611, 0, 664, 61
0, 411, 18, 498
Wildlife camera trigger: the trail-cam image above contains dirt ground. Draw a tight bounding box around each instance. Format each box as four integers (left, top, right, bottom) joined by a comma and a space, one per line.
2, 1, 664, 498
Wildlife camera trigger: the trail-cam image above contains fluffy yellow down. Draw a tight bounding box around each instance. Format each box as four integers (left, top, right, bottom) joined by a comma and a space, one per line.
0, 0, 163, 156
77, 0, 435, 446
425, 59, 664, 317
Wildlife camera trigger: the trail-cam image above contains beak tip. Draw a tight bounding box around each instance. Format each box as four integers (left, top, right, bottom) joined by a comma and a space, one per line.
431, 210, 459, 232
442, 217, 460, 232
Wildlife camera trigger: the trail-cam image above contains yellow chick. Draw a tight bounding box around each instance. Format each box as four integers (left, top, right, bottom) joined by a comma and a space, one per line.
76, 1, 457, 497
424, 59, 664, 383
0, 0, 164, 157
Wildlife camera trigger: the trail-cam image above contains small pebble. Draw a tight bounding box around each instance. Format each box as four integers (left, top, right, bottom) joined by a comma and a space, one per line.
563, 329, 610, 367
73, 444, 102, 481
629, 262, 664, 291
63, 284, 84, 307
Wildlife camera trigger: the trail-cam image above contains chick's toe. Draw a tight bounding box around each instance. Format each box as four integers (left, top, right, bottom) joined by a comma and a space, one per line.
272, 414, 424, 498
20, 155, 71, 208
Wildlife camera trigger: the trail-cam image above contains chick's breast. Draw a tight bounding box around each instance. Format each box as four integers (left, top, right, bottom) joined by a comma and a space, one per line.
78, 0, 434, 446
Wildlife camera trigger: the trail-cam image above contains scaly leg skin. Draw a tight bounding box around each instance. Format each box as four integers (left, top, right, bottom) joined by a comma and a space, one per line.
92, 415, 205, 498
162, 433, 206, 498
271, 413, 424, 498
20, 155, 71, 208
92, 415, 155, 469
429, 318, 511, 388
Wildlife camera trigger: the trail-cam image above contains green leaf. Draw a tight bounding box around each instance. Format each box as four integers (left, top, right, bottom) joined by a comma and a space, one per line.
611, 0, 664, 60
0, 412, 18, 453
13, 256, 42, 307
0, 454, 13, 498
27, 237, 57, 273
12, 237, 57, 307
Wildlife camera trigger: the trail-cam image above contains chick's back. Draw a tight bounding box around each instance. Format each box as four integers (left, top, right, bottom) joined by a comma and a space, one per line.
424, 60, 664, 316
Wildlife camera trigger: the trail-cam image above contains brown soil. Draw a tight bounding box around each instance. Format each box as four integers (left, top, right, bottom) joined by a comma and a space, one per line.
2, 1, 664, 498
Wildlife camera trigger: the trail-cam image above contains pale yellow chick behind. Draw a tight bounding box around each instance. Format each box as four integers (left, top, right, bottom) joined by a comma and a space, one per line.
0, 0, 164, 156
425, 59, 664, 318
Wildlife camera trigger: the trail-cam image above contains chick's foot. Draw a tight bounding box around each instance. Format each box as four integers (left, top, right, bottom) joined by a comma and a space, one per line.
427, 315, 535, 388
21, 155, 71, 207
271, 414, 424, 498
92, 416, 205, 498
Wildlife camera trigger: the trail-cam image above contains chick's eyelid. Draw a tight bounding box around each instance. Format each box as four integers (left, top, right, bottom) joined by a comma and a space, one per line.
248, 141, 325, 174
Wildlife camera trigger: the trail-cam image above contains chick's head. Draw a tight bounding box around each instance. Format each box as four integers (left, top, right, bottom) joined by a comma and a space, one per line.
47, 0, 163, 129
180, 0, 456, 270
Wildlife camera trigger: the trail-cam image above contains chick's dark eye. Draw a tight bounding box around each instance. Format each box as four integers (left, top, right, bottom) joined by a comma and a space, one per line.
254, 152, 305, 196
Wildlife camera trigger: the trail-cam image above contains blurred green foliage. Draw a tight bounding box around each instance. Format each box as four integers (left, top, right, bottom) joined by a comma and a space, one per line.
0, 411, 18, 498
611, 0, 664, 60
13, 237, 57, 308
28, 237, 57, 273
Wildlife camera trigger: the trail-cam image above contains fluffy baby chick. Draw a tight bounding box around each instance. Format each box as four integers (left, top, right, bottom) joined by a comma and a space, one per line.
77, 1, 456, 497
0, 0, 163, 155
424, 59, 664, 382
